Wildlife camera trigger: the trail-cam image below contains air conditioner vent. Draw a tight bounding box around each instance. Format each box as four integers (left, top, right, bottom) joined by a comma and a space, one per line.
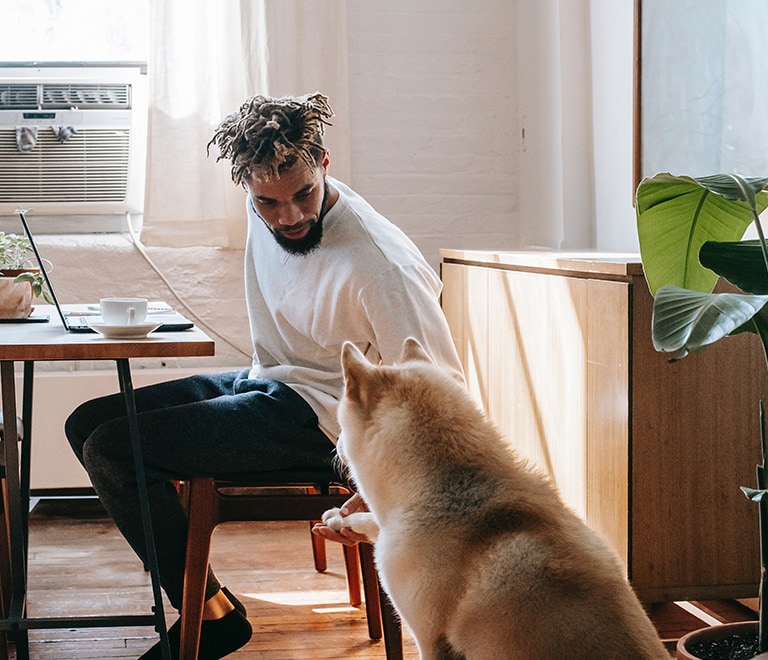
42, 83, 131, 109
0, 84, 38, 109
0, 128, 130, 203
0, 83, 131, 110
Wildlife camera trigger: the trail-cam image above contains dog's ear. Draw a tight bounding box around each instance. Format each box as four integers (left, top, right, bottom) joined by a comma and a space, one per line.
341, 341, 374, 403
400, 337, 433, 365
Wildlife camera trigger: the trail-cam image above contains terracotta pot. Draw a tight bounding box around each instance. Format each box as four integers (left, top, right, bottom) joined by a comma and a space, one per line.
677, 620, 768, 659
0, 275, 33, 319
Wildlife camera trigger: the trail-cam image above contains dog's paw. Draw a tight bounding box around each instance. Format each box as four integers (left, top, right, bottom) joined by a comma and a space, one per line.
321, 507, 345, 532
345, 512, 380, 543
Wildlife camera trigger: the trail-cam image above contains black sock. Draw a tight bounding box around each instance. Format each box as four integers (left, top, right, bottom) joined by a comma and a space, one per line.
221, 586, 246, 616
139, 608, 252, 660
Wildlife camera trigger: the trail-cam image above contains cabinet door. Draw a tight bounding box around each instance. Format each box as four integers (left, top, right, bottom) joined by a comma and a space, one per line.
630, 280, 762, 600
442, 262, 630, 565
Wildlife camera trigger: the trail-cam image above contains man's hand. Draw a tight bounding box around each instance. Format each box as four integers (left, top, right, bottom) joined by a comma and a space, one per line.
312, 492, 371, 546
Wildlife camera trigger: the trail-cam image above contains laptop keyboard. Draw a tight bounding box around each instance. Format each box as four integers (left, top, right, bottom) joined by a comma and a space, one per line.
67, 316, 94, 330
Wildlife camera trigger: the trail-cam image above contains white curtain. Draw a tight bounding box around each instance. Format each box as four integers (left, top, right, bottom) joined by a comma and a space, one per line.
142, 0, 351, 248
515, 0, 596, 250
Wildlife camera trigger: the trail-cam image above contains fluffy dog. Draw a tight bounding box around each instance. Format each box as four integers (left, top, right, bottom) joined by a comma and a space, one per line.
323, 338, 668, 660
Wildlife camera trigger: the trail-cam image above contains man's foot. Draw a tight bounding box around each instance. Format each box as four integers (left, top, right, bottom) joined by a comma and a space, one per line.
139, 608, 252, 659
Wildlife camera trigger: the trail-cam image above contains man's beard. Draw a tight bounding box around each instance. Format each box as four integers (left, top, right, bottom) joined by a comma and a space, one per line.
273, 216, 324, 255
271, 181, 329, 256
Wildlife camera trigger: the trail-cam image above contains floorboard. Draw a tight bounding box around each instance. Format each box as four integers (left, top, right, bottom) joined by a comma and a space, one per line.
11, 498, 417, 659
4, 497, 757, 658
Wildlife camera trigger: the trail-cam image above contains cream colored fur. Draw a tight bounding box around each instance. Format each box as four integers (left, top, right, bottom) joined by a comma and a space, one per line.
323, 338, 669, 660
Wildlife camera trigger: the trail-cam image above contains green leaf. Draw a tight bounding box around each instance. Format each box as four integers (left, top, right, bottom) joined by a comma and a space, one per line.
652, 285, 768, 358
636, 173, 768, 295
700, 240, 768, 293
12, 271, 53, 304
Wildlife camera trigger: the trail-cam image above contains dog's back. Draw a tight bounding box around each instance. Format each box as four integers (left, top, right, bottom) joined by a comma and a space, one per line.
336, 339, 669, 659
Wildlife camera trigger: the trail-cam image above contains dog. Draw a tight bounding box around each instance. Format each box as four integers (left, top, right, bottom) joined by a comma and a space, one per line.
322, 338, 669, 660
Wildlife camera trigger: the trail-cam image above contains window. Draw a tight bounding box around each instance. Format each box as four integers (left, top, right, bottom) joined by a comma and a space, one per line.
0, 0, 149, 62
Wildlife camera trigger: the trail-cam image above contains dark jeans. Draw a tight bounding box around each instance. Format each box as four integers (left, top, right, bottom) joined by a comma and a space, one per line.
65, 369, 336, 610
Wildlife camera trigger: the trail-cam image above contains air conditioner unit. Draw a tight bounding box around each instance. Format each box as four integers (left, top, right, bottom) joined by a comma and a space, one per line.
0, 62, 147, 232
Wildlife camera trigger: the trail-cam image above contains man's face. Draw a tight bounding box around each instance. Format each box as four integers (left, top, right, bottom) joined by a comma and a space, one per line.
244, 154, 329, 255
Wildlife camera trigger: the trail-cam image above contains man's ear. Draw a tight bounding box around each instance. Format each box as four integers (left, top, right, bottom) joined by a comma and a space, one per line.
400, 337, 433, 365
341, 341, 374, 403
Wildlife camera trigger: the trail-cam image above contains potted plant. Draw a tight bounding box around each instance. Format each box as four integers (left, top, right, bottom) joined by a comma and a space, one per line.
636, 172, 768, 659
0, 231, 51, 318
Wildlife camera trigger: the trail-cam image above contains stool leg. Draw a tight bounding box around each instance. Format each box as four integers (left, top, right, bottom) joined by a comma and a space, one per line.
359, 542, 382, 640
343, 543, 362, 607
310, 521, 328, 572
180, 479, 219, 660
359, 543, 403, 659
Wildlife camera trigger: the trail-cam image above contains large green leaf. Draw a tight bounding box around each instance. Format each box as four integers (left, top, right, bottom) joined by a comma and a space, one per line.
651, 285, 768, 358
636, 173, 768, 295
700, 240, 768, 294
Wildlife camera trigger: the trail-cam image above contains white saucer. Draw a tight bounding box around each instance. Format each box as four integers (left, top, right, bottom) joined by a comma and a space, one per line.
89, 321, 162, 339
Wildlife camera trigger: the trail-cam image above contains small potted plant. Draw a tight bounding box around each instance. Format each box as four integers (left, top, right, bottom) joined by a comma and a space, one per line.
0, 231, 51, 318
636, 172, 768, 659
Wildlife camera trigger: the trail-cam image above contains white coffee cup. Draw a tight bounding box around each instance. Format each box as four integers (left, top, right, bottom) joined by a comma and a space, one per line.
100, 297, 148, 326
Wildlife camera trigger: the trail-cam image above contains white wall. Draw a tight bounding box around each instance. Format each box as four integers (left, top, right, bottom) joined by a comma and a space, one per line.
345, 0, 519, 271
343, 0, 636, 269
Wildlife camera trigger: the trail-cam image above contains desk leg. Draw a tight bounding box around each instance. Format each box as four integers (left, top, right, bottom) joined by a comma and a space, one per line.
115, 359, 171, 660
1, 361, 29, 658
20, 362, 33, 567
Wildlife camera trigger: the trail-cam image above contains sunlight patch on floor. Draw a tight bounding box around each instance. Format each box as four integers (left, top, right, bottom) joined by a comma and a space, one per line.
674, 601, 721, 626
243, 589, 350, 607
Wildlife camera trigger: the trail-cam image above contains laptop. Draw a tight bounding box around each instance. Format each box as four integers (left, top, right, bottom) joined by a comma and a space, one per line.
16, 210, 194, 333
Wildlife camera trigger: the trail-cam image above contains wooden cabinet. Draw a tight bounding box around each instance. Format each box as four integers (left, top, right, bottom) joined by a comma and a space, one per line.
440, 249, 767, 603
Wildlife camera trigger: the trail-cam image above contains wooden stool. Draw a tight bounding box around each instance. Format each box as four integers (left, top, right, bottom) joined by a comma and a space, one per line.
179, 467, 403, 659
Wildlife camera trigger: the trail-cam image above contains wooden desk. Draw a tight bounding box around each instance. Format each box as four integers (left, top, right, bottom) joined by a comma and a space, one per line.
0, 306, 214, 659
441, 249, 767, 603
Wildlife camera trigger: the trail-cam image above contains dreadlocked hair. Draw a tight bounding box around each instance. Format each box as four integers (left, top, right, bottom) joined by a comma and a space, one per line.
207, 92, 334, 184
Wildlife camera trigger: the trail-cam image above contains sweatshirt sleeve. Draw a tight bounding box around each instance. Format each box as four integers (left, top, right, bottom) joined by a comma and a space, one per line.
358, 263, 465, 381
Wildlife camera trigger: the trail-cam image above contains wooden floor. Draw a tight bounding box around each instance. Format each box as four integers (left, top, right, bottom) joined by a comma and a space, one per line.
3, 498, 760, 658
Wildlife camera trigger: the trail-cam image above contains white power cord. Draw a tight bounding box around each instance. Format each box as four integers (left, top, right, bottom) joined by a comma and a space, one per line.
124, 213, 251, 360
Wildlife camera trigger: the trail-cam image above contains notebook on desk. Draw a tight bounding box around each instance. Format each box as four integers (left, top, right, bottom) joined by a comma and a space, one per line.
16, 210, 194, 333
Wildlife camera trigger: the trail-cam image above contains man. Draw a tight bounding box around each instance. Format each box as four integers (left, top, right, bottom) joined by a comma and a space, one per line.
66, 92, 463, 659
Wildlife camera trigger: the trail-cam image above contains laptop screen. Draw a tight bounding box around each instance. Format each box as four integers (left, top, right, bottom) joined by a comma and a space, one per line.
16, 210, 73, 330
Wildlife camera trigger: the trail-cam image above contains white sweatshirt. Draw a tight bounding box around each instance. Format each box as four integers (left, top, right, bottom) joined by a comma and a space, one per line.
245, 177, 463, 440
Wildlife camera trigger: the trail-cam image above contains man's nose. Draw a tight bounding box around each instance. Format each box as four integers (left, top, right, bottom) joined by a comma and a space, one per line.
278, 203, 303, 226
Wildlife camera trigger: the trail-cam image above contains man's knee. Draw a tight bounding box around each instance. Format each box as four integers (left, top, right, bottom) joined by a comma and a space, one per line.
65, 396, 125, 463
80, 424, 134, 484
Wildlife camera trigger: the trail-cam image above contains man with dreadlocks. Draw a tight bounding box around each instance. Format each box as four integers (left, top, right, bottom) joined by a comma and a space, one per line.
65, 92, 463, 658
